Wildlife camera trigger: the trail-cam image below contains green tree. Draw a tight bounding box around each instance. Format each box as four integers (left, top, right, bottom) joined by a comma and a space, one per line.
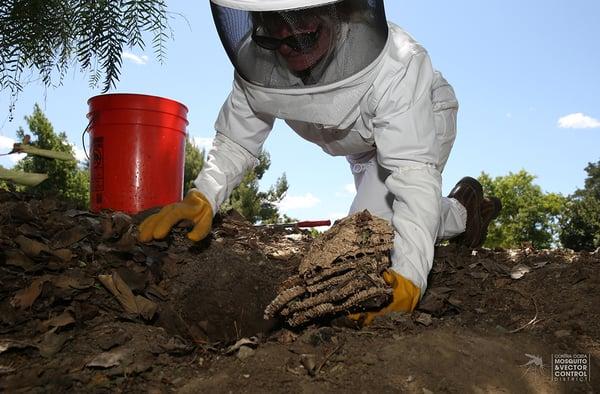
559, 160, 600, 251
220, 151, 290, 224
478, 170, 565, 249
0, 179, 14, 192
1, 0, 169, 112
579, 159, 600, 199
14, 104, 89, 207
183, 136, 205, 194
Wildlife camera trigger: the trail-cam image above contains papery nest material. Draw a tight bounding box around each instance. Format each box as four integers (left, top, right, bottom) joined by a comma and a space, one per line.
264, 210, 394, 326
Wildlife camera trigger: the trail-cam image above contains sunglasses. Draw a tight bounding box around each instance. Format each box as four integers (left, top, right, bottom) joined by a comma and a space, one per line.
252, 26, 321, 53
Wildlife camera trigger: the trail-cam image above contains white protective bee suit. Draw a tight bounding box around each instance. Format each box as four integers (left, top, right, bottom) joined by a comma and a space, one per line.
197, 0, 466, 292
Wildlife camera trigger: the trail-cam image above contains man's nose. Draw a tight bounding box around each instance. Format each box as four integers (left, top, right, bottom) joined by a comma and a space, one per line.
278, 43, 294, 55
273, 23, 292, 38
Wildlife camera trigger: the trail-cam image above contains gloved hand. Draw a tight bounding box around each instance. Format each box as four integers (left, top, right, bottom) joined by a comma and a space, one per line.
349, 269, 420, 326
138, 189, 213, 242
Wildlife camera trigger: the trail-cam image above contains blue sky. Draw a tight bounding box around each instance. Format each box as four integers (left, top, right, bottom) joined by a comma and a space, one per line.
1, 0, 599, 223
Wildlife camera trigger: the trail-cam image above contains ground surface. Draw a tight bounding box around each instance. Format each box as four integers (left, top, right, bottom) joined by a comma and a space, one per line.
0, 191, 598, 393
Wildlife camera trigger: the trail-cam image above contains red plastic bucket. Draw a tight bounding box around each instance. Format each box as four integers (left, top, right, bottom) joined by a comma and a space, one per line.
87, 93, 188, 214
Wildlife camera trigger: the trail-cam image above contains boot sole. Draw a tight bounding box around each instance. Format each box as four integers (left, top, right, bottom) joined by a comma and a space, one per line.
449, 177, 484, 248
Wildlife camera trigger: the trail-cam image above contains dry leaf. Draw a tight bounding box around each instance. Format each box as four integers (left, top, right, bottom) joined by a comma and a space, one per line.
418, 295, 446, 314
64, 209, 89, 218
9, 202, 35, 222
98, 271, 157, 320
510, 264, 531, 280
469, 272, 489, 280
51, 226, 88, 249
533, 261, 548, 269
112, 212, 133, 235
0, 339, 32, 354
18, 223, 43, 238
50, 249, 73, 262
100, 217, 116, 240
15, 235, 50, 257
114, 228, 137, 251
151, 336, 193, 355
415, 313, 433, 326
225, 337, 259, 355
300, 354, 317, 375
51, 275, 94, 290
4, 250, 38, 272
42, 310, 76, 329
98, 272, 139, 315
146, 283, 168, 301
86, 347, 131, 369
447, 296, 463, 307
428, 287, 454, 297
274, 329, 299, 345
37, 327, 68, 358
135, 295, 158, 320
11, 277, 46, 309
116, 267, 147, 292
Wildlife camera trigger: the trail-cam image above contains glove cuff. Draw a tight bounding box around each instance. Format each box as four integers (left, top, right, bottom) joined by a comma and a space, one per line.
385, 269, 421, 312
186, 189, 214, 217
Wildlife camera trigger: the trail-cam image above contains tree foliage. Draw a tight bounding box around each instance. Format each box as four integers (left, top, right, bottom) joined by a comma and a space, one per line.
559, 160, 600, 251
14, 104, 89, 207
220, 152, 291, 224
478, 170, 565, 249
0, 0, 169, 111
183, 136, 204, 195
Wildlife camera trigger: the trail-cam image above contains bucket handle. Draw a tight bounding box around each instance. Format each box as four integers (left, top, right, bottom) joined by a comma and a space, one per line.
81, 116, 94, 161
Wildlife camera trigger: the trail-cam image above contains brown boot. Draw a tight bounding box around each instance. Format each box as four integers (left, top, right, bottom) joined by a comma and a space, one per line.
478, 196, 502, 246
447, 176, 483, 248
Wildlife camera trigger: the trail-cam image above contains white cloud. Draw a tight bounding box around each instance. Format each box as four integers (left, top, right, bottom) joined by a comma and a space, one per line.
0, 135, 14, 150
335, 182, 356, 197
558, 112, 600, 129
70, 144, 87, 162
277, 193, 320, 211
506, 112, 512, 118
343, 183, 356, 195
122, 51, 149, 65
192, 136, 213, 152
0, 135, 25, 164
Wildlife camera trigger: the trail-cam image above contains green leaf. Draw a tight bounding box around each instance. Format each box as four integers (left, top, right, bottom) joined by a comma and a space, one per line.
1, 0, 171, 112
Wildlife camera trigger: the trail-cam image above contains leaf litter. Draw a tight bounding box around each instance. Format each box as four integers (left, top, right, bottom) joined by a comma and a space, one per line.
0, 190, 598, 392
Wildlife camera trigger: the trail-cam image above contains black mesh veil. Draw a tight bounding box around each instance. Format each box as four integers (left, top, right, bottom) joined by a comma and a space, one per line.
210, 0, 388, 88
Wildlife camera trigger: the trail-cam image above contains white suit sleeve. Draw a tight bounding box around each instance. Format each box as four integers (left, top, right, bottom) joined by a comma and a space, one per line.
373, 50, 442, 292
194, 76, 275, 213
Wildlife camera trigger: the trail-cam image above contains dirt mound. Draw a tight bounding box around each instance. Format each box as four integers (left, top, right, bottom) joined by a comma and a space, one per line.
179, 327, 560, 393
0, 191, 598, 392
159, 220, 303, 342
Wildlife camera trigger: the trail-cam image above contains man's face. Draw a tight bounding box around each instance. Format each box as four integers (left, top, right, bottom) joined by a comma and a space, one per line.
265, 12, 333, 73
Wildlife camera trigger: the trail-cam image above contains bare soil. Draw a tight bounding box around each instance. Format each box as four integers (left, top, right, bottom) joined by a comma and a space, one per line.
0, 191, 598, 393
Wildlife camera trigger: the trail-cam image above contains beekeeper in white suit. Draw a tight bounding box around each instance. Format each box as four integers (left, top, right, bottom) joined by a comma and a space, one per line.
139, 0, 501, 324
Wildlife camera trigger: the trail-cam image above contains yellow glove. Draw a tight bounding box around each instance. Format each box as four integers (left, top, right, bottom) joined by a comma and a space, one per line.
349, 269, 420, 326
138, 189, 213, 242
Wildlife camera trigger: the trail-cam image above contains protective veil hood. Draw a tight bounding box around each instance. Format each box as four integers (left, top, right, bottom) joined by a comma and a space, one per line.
239, 40, 388, 127
211, 0, 341, 12
210, 0, 388, 127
